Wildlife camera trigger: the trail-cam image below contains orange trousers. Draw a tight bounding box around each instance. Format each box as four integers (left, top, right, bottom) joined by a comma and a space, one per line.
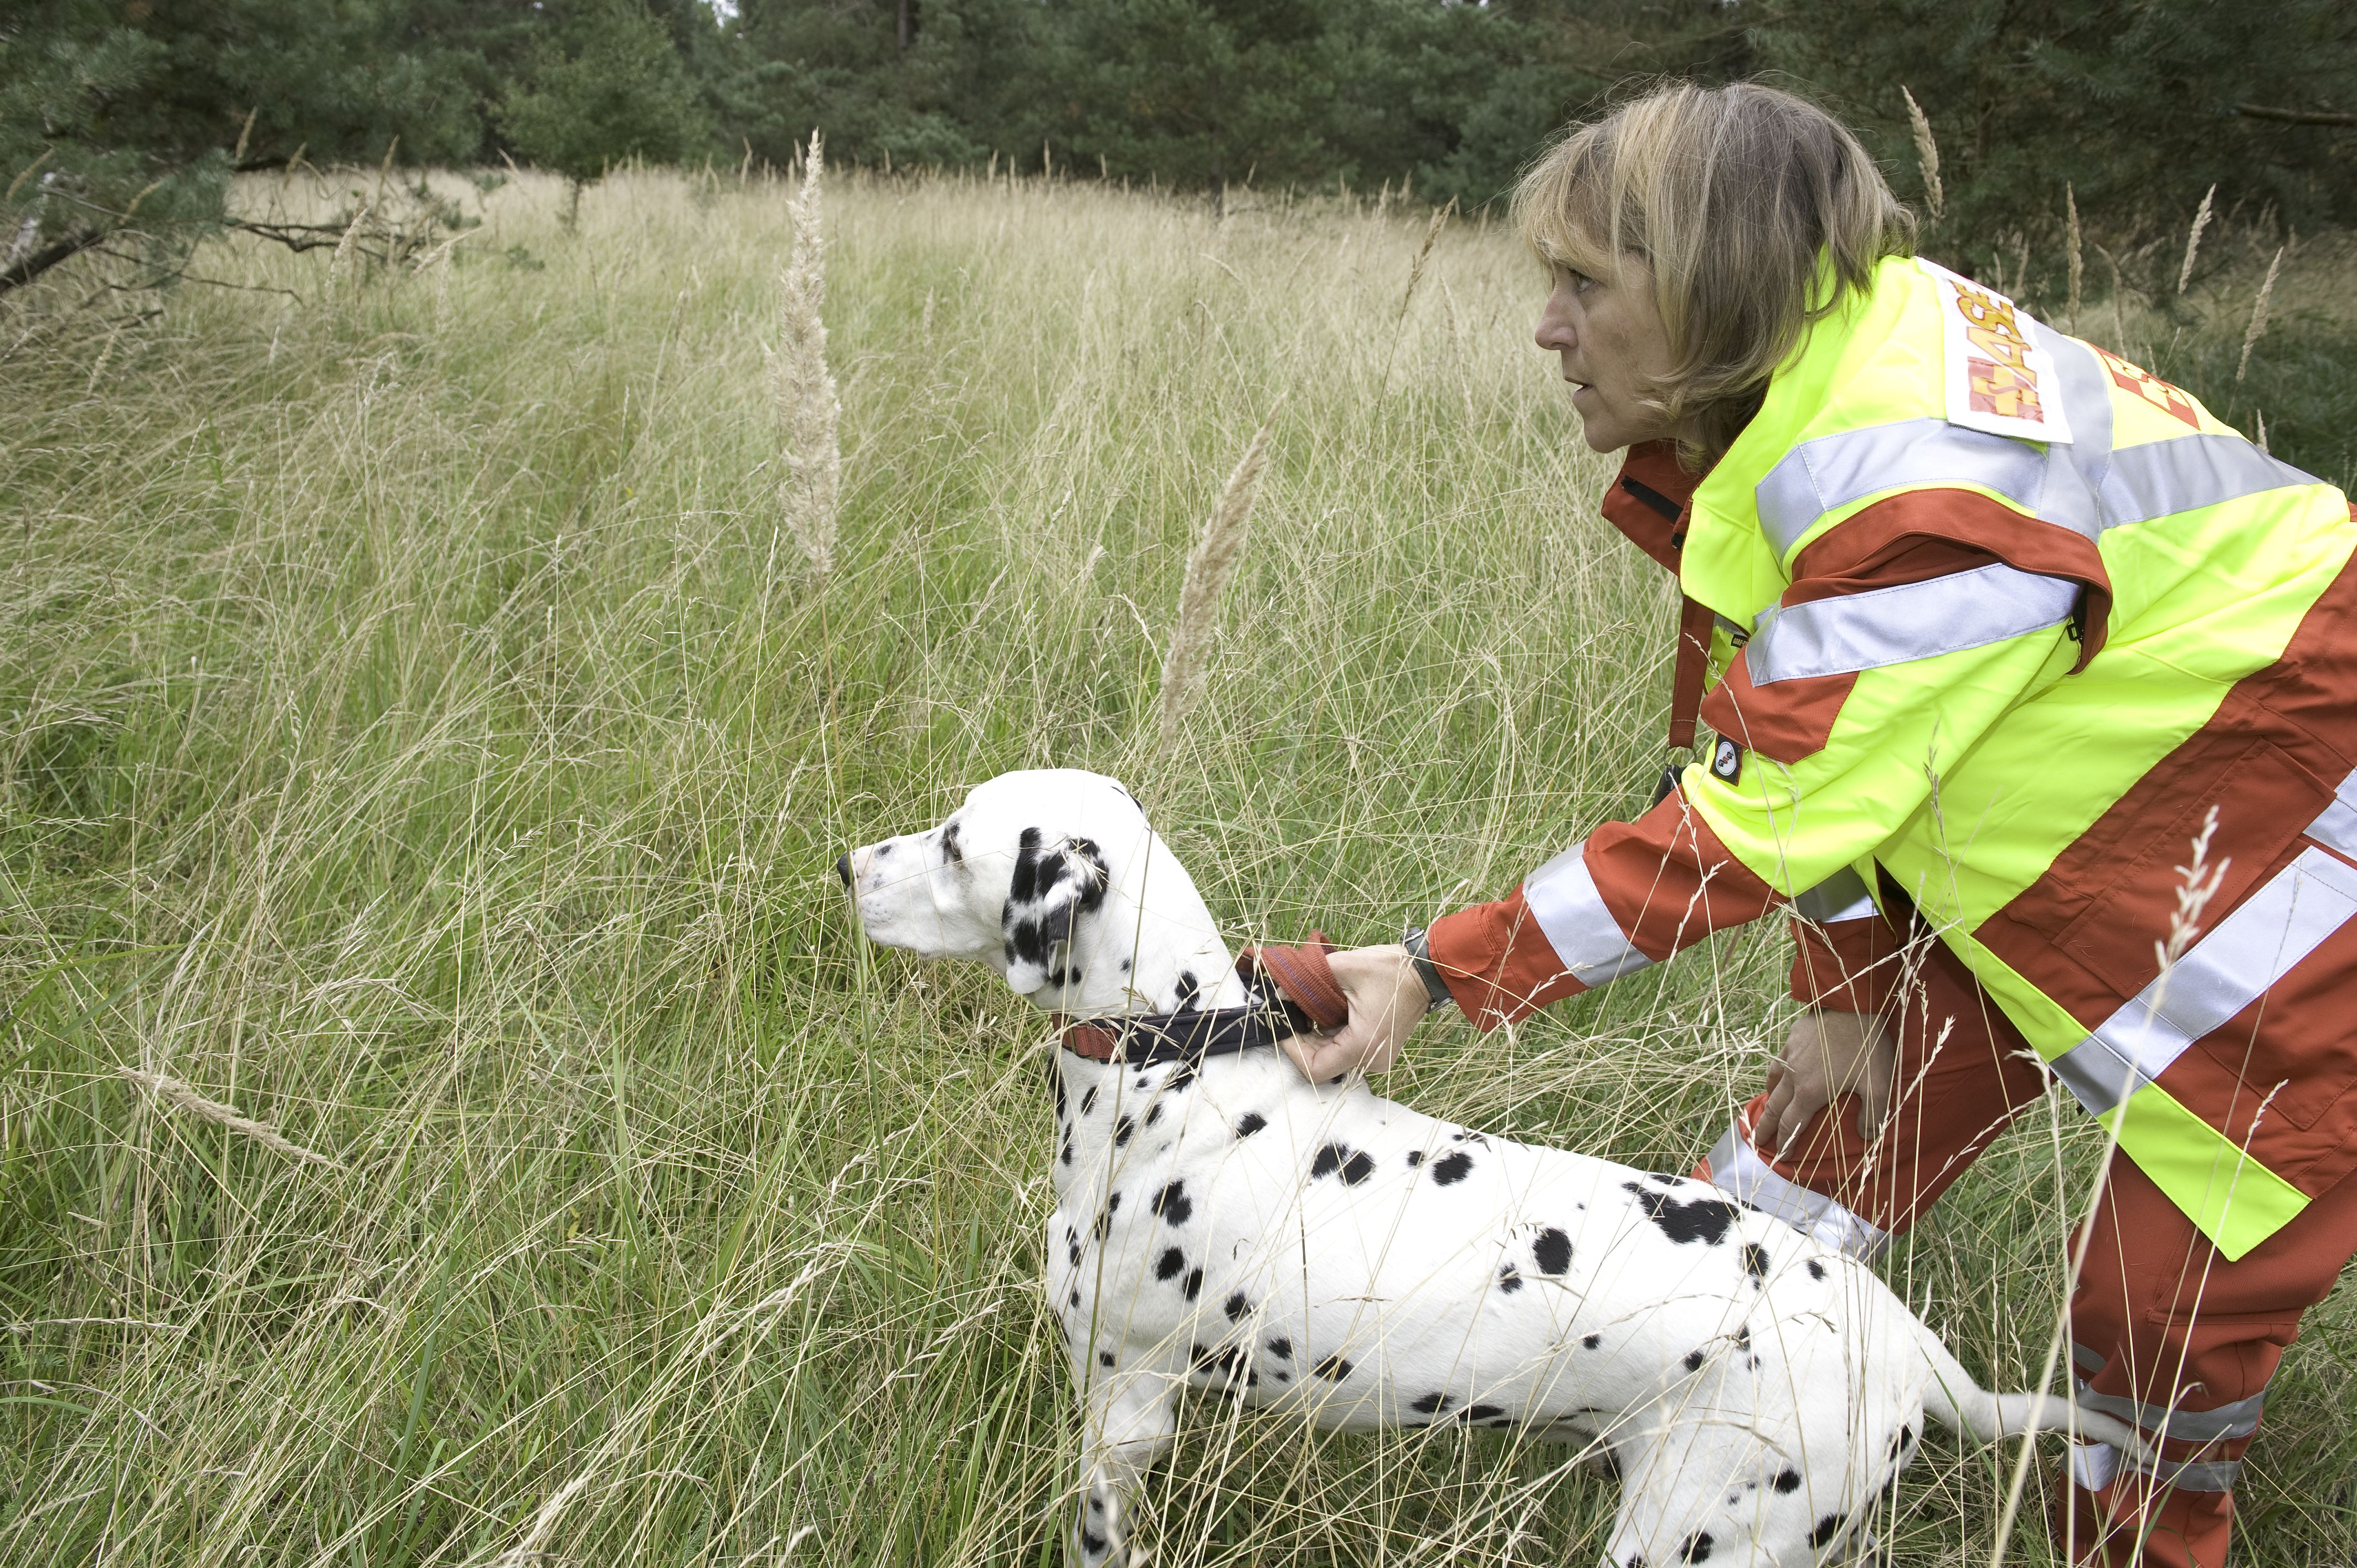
1708, 929, 2357, 1566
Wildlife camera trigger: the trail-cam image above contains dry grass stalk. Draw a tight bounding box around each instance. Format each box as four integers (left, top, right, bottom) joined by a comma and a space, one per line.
2236, 245, 2283, 382
1380, 199, 1455, 389
1397, 199, 1453, 324
2255, 408, 2269, 455
326, 201, 372, 293
120, 1068, 341, 1169
1157, 410, 1278, 751
774, 129, 841, 574
1902, 87, 1943, 221
2176, 183, 2215, 294
2098, 241, 2130, 345
2064, 183, 2083, 331
1991, 806, 2225, 1566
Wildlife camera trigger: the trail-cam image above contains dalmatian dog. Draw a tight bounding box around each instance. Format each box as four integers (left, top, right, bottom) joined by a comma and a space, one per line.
840, 768, 2142, 1567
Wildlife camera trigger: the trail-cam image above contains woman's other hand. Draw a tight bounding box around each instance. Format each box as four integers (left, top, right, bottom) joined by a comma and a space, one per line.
1757, 1008, 1897, 1156
1278, 943, 1428, 1082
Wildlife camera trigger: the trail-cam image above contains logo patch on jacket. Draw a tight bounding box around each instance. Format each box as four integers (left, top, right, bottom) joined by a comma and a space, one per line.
1711, 737, 1744, 784
1918, 257, 2073, 446
2094, 345, 2205, 431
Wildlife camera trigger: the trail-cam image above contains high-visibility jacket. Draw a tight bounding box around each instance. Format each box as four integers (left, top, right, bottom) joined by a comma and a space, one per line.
1428, 252, 2357, 1262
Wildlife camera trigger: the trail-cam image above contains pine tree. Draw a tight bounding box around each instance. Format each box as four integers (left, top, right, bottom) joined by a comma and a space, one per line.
1751, 0, 2357, 280
2, 0, 486, 296
497, 0, 712, 225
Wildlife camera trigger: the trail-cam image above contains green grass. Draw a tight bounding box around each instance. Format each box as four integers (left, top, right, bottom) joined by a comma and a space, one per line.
0, 165, 2349, 1566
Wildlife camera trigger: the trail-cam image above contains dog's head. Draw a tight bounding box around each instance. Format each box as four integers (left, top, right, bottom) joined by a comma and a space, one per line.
840, 769, 1243, 1014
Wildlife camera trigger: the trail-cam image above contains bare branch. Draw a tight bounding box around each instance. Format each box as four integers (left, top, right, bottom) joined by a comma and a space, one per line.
0, 226, 107, 296
2236, 102, 2357, 128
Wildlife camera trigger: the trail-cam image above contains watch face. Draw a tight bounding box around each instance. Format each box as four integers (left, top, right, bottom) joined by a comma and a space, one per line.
1711, 737, 1744, 784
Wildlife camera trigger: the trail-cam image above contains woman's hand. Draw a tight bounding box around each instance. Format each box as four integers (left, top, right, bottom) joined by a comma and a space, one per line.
1277, 943, 1429, 1082
1757, 1008, 1898, 1156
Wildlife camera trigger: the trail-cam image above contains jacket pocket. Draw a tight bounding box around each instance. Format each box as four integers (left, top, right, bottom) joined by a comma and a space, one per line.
2040, 740, 2330, 979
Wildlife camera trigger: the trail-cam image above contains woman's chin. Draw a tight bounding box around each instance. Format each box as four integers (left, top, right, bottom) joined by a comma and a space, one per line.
1576, 416, 1628, 453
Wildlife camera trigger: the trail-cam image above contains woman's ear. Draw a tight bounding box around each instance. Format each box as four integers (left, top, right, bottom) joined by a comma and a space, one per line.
1000, 827, 1110, 994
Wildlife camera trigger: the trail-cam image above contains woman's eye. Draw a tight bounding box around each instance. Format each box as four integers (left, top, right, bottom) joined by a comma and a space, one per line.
1570, 271, 1597, 295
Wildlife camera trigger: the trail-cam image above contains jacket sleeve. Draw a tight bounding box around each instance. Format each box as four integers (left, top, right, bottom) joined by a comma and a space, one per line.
1429, 487, 2097, 1030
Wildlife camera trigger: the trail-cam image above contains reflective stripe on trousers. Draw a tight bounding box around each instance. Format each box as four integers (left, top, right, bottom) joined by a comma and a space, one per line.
2051, 770, 2357, 1116
1704, 1121, 1890, 1258
2072, 1441, 2243, 1494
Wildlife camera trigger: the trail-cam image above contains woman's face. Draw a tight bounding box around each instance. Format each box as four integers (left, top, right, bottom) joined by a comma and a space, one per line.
1534, 257, 1680, 452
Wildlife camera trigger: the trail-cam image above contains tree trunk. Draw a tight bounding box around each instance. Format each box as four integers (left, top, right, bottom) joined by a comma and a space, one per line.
898, 0, 914, 54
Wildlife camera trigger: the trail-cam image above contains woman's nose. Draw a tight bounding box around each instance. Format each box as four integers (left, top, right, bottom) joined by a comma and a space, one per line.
1535, 305, 1573, 352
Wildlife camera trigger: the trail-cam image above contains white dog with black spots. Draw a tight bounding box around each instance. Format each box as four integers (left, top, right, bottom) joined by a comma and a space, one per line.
840, 768, 2140, 1567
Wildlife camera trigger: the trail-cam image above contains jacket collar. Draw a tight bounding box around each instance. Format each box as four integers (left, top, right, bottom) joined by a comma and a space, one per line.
1600, 441, 1698, 573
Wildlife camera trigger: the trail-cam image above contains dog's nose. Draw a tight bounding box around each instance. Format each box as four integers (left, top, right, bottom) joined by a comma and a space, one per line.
835, 853, 853, 888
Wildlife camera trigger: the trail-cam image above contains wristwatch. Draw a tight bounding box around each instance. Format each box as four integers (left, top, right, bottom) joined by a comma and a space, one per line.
1402, 926, 1455, 1013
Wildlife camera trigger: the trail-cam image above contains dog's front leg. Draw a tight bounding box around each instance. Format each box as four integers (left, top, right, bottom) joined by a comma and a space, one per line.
1073, 1374, 1175, 1568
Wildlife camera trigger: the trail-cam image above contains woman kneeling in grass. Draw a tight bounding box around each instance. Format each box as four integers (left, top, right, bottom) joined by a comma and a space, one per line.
1303, 82, 2357, 1568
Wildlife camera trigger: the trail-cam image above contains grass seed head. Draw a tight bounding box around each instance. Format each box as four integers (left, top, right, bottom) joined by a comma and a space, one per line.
2065, 183, 2082, 331
2237, 244, 2283, 383
120, 1069, 341, 1169
1157, 411, 1278, 752
2177, 183, 2216, 295
1902, 87, 1943, 222
775, 128, 841, 575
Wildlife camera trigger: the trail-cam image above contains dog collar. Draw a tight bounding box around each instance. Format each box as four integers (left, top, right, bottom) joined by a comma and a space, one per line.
1056, 935, 1350, 1065
1056, 1002, 1300, 1065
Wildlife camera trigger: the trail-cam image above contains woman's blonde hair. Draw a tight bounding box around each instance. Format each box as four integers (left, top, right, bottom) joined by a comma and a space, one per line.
1514, 82, 1917, 465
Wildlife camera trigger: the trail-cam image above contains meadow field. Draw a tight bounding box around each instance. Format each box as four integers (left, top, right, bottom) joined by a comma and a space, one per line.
0, 166, 2350, 1565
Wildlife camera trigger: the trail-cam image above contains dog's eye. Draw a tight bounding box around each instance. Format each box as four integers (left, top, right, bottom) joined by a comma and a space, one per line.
939, 820, 964, 865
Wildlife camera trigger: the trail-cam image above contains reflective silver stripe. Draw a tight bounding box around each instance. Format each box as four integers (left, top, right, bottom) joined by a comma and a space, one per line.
2307, 765, 2357, 859
2069, 1443, 2241, 1493
1705, 1123, 1891, 1258
2052, 327, 2323, 523
1793, 865, 1876, 924
2144, 1457, 2242, 1492
2069, 1440, 2119, 1491
1522, 843, 1653, 987
2073, 1382, 2266, 1443
1745, 563, 2079, 685
2051, 844, 2357, 1116
2071, 1340, 2107, 1377
2100, 434, 2322, 528
2046, 331, 2118, 532
1754, 418, 2064, 555
1752, 328, 2320, 560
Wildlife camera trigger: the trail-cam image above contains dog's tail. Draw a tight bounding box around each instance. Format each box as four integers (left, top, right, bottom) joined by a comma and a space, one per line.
1912, 1323, 2151, 1459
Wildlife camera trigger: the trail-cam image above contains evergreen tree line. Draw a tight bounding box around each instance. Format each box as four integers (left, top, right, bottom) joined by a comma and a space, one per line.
6, 0, 2354, 296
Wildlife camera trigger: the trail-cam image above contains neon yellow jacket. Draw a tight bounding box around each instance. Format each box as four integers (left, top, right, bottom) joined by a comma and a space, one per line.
1430, 255, 2357, 1260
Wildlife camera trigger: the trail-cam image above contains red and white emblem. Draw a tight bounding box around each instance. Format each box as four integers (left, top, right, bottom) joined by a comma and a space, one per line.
1919, 258, 2074, 446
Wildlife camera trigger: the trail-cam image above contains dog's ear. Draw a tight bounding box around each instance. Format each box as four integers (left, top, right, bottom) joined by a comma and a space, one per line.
1001, 827, 1110, 994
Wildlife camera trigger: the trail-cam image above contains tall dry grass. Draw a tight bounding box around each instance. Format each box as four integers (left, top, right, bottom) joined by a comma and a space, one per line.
775, 131, 841, 576
0, 163, 2349, 1567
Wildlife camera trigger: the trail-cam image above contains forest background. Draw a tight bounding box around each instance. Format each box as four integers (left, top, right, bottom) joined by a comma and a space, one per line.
15, 0, 2357, 251
15, 0, 2357, 477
